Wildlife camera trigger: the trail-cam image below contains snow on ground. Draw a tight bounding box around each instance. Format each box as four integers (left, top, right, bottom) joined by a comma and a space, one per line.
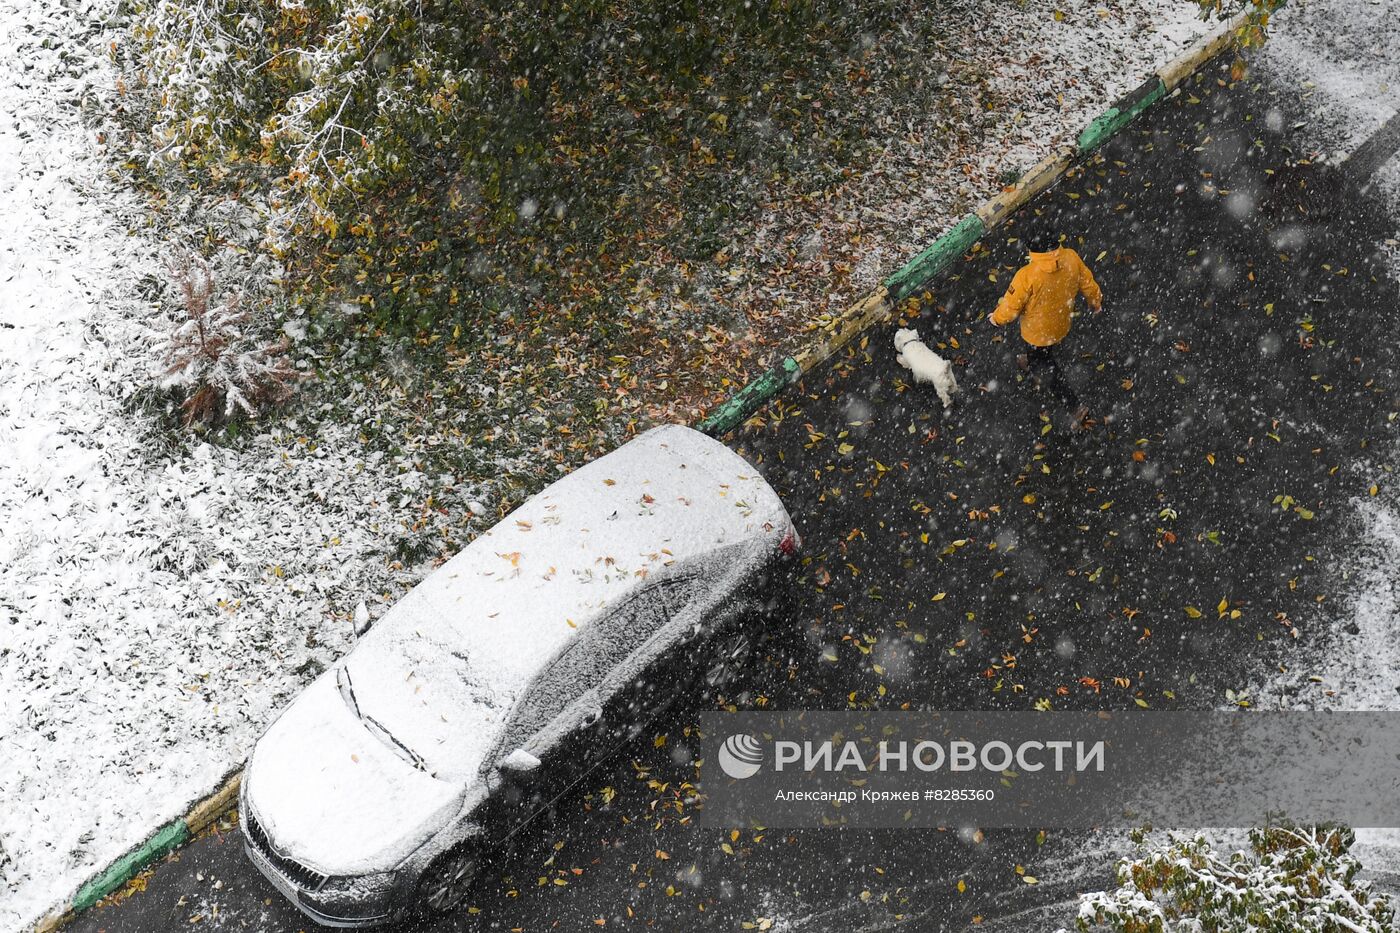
1249, 0, 1400, 886
0, 1, 1216, 929
1255, 0, 1400, 205
0, 3, 502, 928
1280, 493, 1400, 712
1265, 487, 1400, 885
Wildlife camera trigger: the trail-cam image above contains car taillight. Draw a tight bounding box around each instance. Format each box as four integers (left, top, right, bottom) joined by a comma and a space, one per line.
779, 529, 799, 556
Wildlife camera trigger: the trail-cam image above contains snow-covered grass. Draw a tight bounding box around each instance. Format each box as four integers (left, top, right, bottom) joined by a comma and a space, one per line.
0, 3, 513, 927
0, 0, 1218, 929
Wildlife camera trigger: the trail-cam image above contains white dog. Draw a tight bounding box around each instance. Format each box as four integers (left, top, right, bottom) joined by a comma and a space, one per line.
894, 327, 959, 409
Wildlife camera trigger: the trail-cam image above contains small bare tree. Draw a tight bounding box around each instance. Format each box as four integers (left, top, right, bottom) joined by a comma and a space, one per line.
161, 254, 300, 426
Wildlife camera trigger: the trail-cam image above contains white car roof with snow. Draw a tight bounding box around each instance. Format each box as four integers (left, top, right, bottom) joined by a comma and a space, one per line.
340, 423, 785, 779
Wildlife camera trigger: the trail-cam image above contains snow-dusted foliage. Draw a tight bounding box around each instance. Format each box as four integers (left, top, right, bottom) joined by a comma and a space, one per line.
259, 0, 447, 243
1193, 0, 1287, 47
1074, 826, 1395, 932
160, 254, 298, 424
126, 0, 270, 160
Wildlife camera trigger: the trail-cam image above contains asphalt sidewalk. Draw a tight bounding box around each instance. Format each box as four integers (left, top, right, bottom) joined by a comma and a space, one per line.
746, 63, 1400, 719
64, 58, 1400, 933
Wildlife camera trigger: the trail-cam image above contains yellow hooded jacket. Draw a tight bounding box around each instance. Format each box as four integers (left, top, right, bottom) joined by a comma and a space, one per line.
989, 248, 1102, 347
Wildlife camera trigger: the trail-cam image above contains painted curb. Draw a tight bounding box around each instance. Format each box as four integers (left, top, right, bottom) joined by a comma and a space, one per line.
186, 771, 243, 835
1076, 76, 1167, 154
884, 214, 985, 303
37, 769, 243, 929
33, 8, 1260, 933
32, 912, 67, 933
71, 819, 189, 913
1159, 9, 1250, 90
975, 147, 1076, 231
695, 356, 801, 436
698, 9, 1253, 439
791, 286, 893, 375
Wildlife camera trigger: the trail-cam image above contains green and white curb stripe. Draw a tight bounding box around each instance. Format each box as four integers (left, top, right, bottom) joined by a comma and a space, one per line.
696, 357, 802, 437
34, 8, 1257, 932
34, 772, 241, 932
1077, 75, 1168, 154
884, 214, 986, 303
698, 7, 1253, 439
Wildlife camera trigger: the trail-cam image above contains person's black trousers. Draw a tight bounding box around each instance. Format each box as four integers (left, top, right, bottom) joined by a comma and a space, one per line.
1026, 344, 1079, 410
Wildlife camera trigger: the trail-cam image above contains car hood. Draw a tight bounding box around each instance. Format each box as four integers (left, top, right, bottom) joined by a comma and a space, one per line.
245, 673, 464, 876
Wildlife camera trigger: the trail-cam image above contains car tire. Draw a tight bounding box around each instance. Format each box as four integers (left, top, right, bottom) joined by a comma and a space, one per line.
702, 630, 753, 690
418, 844, 479, 915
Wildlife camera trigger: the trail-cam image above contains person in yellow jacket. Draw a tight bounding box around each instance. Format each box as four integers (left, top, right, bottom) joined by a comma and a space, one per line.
988, 230, 1102, 426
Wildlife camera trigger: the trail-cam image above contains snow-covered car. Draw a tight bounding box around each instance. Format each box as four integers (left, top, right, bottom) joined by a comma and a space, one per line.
239, 424, 797, 926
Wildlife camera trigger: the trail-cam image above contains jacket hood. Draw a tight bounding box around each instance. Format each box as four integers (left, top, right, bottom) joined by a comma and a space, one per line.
1028, 248, 1064, 270
245, 673, 463, 876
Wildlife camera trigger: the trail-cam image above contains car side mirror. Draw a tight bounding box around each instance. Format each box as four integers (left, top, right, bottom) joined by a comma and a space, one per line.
576, 702, 603, 730
498, 748, 542, 779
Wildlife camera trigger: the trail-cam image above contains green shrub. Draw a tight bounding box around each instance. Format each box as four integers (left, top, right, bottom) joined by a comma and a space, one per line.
1076, 826, 1395, 932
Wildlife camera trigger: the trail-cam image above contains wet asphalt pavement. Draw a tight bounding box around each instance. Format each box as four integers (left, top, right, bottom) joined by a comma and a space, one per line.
67, 59, 1400, 933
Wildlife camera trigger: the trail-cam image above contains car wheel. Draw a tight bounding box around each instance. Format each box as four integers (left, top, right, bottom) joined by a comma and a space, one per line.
703, 630, 753, 689
418, 845, 479, 915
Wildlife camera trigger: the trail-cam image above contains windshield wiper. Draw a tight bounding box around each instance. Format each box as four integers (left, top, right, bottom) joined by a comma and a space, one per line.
364, 714, 429, 773
336, 666, 429, 774
336, 665, 361, 717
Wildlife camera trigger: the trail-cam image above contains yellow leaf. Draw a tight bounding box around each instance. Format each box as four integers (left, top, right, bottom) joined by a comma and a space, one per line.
932, 592, 947, 601
957, 879, 966, 893
1185, 606, 1202, 618
1217, 598, 1229, 616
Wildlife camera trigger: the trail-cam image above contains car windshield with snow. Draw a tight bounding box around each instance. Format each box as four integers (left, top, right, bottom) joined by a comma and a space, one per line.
240, 424, 797, 926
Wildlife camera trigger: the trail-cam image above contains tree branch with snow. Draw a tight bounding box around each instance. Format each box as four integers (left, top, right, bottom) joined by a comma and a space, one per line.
1072, 825, 1395, 933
